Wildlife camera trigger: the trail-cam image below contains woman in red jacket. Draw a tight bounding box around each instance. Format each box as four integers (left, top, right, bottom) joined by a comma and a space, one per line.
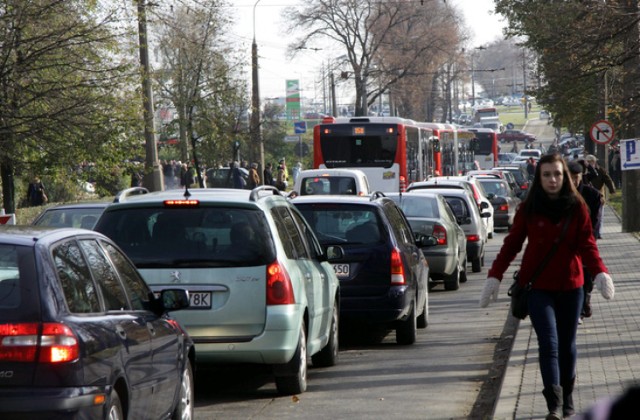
479, 153, 614, 420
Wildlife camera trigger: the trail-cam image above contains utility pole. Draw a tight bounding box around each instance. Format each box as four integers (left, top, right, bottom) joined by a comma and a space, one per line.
523, 50, 528, 119
137, 0, 163, 191
251, 0, 264, 184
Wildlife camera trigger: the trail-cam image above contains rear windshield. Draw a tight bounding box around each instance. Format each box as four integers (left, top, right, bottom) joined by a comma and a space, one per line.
443, 196, 470, 219
0, 244, 39, 319
33, 207, 105, 228
389, 195, 440, 218
300, 176, 358, 195
295, 203, 383, 246
95, 207, 276, 268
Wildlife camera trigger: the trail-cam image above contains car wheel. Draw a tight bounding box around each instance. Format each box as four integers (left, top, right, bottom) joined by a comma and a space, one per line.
311, 303, 339, 367
417, 291, 428, 329
107, 390, 124, 420
459, 255, 468, 283
444, 266, 460, 291
172, 359, 194, 420
396, 303, 417, 345
275, 320, 308, 395
472, 256, 482, 273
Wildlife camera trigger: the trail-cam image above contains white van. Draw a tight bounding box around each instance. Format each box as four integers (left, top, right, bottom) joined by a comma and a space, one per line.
292, 169, 371, 196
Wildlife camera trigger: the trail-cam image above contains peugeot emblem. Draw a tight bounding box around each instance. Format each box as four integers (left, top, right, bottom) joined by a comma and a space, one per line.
170, 271, 182, 283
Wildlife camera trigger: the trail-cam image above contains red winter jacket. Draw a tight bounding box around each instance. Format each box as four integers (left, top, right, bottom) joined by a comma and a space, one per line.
488, 201, 607, 291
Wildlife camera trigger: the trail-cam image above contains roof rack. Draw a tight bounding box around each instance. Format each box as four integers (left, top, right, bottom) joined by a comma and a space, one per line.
369, 191, 386, 201
249, 185, 282, 202
113, 187, 149, 203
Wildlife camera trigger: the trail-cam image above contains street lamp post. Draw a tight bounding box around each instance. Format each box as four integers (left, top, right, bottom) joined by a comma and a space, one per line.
251, 0, 264, 184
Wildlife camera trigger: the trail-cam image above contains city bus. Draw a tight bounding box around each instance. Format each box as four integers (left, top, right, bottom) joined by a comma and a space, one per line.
468, 127, 499, 169
313, 116, 436, 192
417, 123, 479, 176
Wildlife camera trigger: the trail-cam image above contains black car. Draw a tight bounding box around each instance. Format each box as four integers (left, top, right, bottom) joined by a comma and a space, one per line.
0, 226, 194, 419
475, 178, 521, 230
292, 193, 430, 345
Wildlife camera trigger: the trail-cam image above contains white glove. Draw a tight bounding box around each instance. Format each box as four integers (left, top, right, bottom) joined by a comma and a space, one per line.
594, 272, 615, 300
479, 277, 501, 308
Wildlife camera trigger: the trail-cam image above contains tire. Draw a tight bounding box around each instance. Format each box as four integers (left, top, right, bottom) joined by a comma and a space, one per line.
275, 320, 308, 395
444, 266, 460, 291
107, 390, 124, 420
417, 291, 428, 329
311, 303, 339, 367
460, 264, 468, 283
396, 303, 417, 345
472, 256, 482, 273
172, 359, 194, 420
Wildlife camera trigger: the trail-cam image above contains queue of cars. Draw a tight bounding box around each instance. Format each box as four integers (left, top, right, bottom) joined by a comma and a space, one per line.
3, 165, 528, 417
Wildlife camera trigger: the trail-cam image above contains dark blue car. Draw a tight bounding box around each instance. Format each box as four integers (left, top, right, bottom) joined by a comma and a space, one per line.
293, 193, 430, 345
0, 226, 194, 419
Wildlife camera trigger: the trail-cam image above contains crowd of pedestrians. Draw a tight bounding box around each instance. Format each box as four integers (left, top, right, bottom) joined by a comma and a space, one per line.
160, 158, 298, 191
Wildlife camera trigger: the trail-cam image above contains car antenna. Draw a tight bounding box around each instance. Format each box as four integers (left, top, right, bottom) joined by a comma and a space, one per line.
184, 185, 191, 199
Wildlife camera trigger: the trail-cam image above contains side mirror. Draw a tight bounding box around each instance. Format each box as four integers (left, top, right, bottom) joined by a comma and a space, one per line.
480, 212, 492, 218
415, 234, 438, 247
159, 289, 190, 311
487, 193, 496, 200
480, 201, 490, 210
325, 245, 344, 261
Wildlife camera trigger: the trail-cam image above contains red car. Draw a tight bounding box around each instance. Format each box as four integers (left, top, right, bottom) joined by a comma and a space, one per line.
498, 129, 537, 143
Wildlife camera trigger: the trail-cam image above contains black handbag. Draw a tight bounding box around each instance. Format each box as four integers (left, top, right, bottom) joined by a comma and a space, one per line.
507, 215, 572, 320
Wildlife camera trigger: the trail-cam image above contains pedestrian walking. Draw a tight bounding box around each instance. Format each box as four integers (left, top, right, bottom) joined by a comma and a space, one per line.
568, 160, 603, 324
583, 154, 615, 239
247, 162, 260, 189
479, 153, 615, 420
27, 176, 47, 207
263, 162, 275, 186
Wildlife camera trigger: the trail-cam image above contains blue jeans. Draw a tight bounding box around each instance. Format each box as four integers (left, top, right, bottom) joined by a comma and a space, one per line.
528, 287, 584, 388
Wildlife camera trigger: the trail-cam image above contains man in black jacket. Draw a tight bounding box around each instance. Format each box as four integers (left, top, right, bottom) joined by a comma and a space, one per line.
569, 160, 603, 322
584, 154, 615, 239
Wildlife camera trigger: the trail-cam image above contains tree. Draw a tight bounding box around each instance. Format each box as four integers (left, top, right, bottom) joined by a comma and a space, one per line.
284, 0, 463, 118
152, 1, 248, 183
0, 0, 142, 212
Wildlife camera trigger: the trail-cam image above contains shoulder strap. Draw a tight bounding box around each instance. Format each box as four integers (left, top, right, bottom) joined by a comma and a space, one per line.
525, 213, 572, 287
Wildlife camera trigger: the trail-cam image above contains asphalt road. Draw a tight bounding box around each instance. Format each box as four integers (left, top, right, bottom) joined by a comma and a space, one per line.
191, 118, 558, 419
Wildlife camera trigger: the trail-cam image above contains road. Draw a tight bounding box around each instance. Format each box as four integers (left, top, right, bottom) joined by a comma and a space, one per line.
191, 119, 557, 419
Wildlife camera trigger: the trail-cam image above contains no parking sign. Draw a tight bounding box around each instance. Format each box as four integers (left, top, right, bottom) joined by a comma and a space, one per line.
621, 138, 640, 171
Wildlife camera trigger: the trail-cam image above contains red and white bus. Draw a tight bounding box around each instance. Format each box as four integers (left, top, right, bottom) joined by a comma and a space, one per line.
416, 123, 479, 176
468, 127, 499, 169
313, 116, 437, 192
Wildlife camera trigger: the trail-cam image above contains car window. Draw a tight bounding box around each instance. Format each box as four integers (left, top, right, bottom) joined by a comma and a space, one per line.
34, 207, 105, 228
97, 207, 275, 267
53, 239, 102, 313
300, 176, 358, 195
101, 241, 150, 310
271, 206, 310, 259
296, 203, 382, 246
393, 196, 437, 218
290, 209, 323, 259
384, 202, 414, 245
78, 239, 129, 311
444, 197, 470, 219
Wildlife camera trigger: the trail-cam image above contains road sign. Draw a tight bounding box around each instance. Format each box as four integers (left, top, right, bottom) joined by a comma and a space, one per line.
506, 122, 514, 130
293, 121, 307, 134
284, 135, 300, 143
0, 214, 16, 225
590, 120, 615, 144
621, 138, 640, 171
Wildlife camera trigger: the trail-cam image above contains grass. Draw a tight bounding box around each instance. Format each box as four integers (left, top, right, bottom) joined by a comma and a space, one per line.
497, 104, 543, 130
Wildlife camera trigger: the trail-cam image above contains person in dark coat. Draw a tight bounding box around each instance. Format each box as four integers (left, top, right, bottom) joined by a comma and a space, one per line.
568, 160, 603, 323
27, 176, 47, 207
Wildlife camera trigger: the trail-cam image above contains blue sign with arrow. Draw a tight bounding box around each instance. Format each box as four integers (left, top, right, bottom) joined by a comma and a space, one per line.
621, 138, 640, 170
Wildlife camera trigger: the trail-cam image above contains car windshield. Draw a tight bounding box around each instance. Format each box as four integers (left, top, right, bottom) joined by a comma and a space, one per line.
95, 207, 276, 267
296, 203, 383, 246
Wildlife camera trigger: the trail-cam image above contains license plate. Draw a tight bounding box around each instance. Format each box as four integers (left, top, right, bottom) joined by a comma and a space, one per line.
332, 264, 350, 278
188, 291, 212, 309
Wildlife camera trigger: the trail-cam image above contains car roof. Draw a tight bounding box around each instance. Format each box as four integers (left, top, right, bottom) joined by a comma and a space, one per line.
36, 202, 110, 210
0, 225, 107, 246
290, 194, 383, 206
297, 168, 367, 177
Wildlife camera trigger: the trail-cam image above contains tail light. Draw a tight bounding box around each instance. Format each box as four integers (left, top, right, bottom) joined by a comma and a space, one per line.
0, 322, 79, 363
266, 261, 295, 305
498, 203, 509, 212
520, 184, 528, 190
432, 224, 447, 245
399, 176, 407, 192
390, 247, 406, 285
467, 234, 480, 242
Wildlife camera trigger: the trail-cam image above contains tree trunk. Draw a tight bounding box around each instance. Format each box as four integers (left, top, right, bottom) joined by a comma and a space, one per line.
1, 161, 16, 214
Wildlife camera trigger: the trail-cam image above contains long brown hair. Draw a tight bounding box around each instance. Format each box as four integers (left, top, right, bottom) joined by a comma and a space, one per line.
521, 153, 585, 215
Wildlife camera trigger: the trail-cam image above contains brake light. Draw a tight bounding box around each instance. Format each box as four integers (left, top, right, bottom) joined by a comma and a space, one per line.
164, 199, 199, 207
520, 184, 528, 189
390, 248, 406, 285
266, 262, 295, 305
432, 224, 447, 245
470, 185, 481, 207
467, 234, 480, 242
498, 204, 509, 212
0, 322, 79, 363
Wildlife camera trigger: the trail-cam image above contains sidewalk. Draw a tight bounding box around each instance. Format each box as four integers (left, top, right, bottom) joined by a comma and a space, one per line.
494, 205, 640, 419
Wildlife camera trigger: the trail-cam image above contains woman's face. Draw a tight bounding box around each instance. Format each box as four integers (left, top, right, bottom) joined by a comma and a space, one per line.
540, 161, 564, 199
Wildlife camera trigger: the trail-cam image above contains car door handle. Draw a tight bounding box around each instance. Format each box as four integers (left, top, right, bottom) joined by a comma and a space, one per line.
146, 322, 156, 337
116, 325, 127, 340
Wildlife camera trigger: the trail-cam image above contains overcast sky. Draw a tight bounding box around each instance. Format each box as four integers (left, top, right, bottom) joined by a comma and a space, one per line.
229, 0, 507, 99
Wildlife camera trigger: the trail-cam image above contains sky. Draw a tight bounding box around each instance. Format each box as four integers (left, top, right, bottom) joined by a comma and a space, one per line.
228, 0, 507, 100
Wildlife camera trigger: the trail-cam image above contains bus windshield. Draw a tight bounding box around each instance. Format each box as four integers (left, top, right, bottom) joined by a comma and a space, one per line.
474, 132, 496, 155
319, 126, 397, 168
